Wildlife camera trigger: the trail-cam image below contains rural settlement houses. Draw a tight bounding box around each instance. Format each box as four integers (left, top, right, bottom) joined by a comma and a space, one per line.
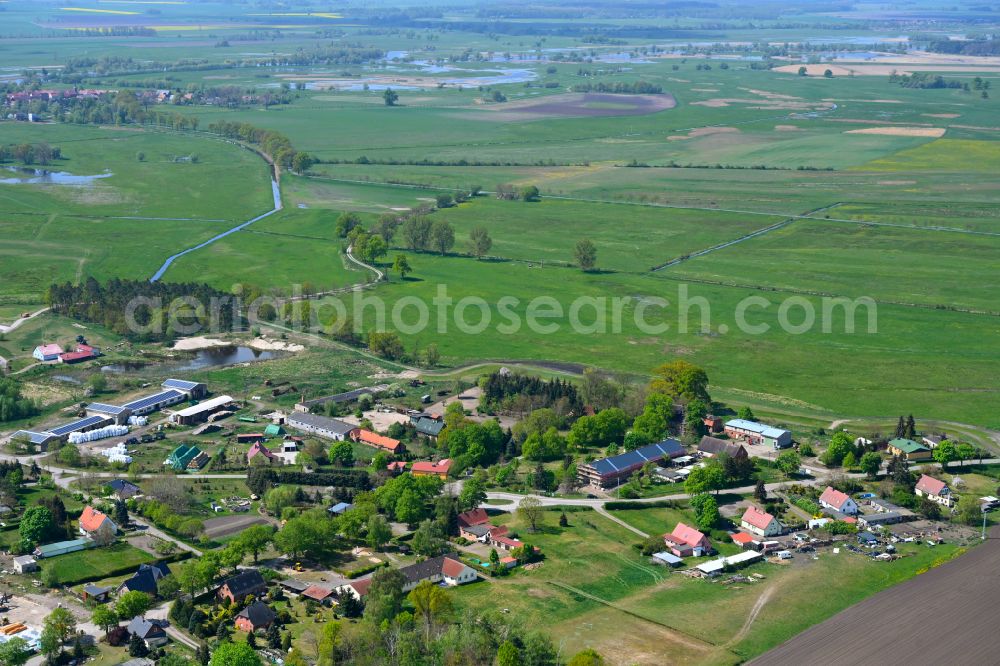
819, 487, 860, 516
740, 506, 783, 538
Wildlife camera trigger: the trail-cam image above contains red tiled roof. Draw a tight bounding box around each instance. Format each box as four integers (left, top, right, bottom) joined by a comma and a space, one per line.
487, 525, 509, 538
842, 516, 857, 524
356, 429, 403, 452
732, 532, 756, 545
302, 585, 332, 600
80, 506, 110, 532
500, 556, 516, 564
60, 350, 96, 362
457, 508, 489, 528
669, 522, 708, 548
493, 536, 523, 548
741, 507, 776, 530
441, 557, 468, 578
915, 474, 947, 496
247, 442, 275, 460
349, 578, 372, 597
411, 459, 452, 475
387, 461, 407, 470
819, 487, 852, 510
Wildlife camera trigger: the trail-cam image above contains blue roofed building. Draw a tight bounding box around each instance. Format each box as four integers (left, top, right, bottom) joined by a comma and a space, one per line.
122, 389, 186, 415
162, 379, 207, 398
85, 402, 132, 424
724, 419, 792, 449
328, 502, 353, 515
577, 438, 686, 489
48, 415, 112, 440
10, 430, 60, 451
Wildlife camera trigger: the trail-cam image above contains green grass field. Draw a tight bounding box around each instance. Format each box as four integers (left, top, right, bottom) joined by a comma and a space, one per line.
0, 124, 272, 304
44, 541, 155, 585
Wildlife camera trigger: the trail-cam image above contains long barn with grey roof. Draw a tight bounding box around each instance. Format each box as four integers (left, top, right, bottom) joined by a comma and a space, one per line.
286, 411, 356, 441
577, 438, 686, 489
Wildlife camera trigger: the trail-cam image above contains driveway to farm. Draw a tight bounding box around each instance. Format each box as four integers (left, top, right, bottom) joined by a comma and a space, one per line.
0, 307, 49, 333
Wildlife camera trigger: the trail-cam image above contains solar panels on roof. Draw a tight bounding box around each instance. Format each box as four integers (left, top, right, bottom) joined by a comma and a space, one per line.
123, 389, 184, 411
48, 415, 111, 437
588, 439, 685, 475
163, 379, 201, 391
13, 430, 54, 445
86, 402, 128, 415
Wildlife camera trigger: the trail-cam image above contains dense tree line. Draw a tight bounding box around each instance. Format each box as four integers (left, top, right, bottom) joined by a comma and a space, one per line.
480, 371, 583, 415
926, 38, 1000, 57
6, 91, 201, 130
46, 277, 235, 341
0, 378, 39, 422
570, 81, 663, 94
246, 467, 371, 497
0, 142, 60, 165
889, 72, 967, 90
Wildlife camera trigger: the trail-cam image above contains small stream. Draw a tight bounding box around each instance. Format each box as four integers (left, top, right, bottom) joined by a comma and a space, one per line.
149, 176, 282, 282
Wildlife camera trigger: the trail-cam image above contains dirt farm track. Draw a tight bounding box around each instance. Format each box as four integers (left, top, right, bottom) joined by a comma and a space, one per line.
754, 526, 1000, 665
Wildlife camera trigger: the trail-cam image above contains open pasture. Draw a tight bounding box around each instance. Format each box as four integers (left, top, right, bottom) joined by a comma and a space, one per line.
431, 197, 777, 272
664, 217, 1000, 311
0, 124, 272, 302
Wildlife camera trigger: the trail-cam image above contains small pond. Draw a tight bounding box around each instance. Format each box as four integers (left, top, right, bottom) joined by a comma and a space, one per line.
0, 166, 113, 186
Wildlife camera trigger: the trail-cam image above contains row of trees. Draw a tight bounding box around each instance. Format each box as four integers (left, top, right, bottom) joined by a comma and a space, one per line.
570, 81, 663, 94
206, 119, 315, 172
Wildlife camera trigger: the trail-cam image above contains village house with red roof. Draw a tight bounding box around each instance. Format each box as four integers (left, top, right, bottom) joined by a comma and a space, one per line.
411, 459, 452, 479
818, 487, 859, 516
740, 506, 783, 538
351, 428, 405, 454
915, 474, 954, 507
79, 506, 117, 544
663, 522, 712, 557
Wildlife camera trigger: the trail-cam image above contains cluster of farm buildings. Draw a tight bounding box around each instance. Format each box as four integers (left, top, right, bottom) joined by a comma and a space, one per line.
578, 417, 791, 489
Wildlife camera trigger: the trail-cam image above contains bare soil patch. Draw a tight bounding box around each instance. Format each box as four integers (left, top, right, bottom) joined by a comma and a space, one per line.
690, 87, 719, 92
923, 113, 960, 119
774, 125, 801, 132
204, 514, 274, 539
473, 92, 676, 121
877, 180, 917, 185
669, 126, 741, 141
845, 126, 946, 137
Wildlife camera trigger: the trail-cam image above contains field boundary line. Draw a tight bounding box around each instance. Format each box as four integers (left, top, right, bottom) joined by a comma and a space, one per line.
652, 203, 842, 270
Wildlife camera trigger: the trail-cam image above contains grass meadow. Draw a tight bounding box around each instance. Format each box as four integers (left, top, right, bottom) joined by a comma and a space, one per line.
44, 541, 155, 585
